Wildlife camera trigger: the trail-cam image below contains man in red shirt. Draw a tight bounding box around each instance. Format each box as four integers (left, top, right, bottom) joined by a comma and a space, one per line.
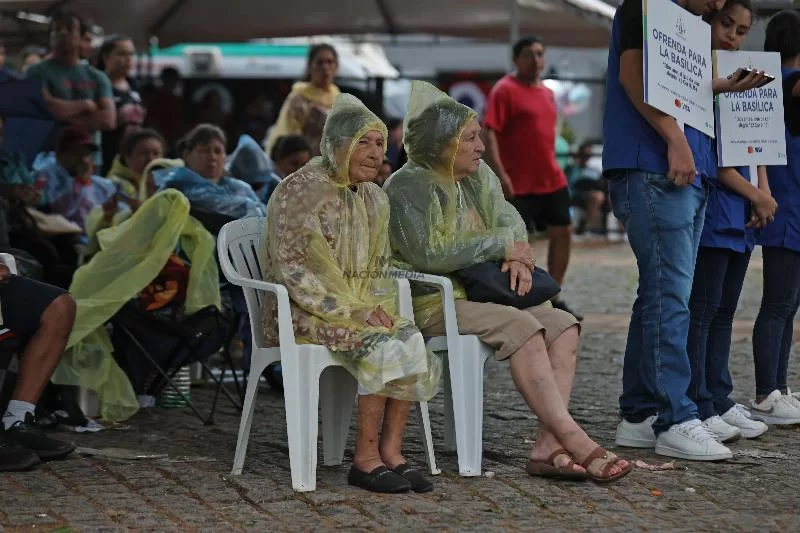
484, 36, 581, 320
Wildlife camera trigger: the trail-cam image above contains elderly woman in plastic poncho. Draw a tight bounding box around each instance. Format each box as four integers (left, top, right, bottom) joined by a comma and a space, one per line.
261, 94, 441, 494
384, 81, 632, 483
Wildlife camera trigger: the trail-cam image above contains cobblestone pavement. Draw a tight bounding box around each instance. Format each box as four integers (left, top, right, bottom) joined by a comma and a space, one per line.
2, 243, 799, 532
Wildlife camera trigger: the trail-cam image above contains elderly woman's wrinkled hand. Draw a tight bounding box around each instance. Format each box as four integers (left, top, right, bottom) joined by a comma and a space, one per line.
506, 241, 535, 269
502, 260, 533, 296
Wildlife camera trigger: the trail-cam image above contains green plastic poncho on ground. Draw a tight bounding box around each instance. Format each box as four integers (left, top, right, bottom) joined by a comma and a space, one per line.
383, 80, 529, 326
260, 93, 441, 402
52, 189, 221, 421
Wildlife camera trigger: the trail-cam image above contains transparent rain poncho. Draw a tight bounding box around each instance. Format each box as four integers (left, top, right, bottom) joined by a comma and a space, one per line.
383, 81, 528, 325
226, 134, 281, 204
51, 189, 221, 421
264, 81, 341, 157
260, 93, 441, 401
157, 166, 266, 219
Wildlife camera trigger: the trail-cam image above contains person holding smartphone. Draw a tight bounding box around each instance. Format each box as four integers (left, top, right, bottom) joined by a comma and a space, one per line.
604, 0, 766, 461
750, 10, 800, 424
686, 0, 778, 443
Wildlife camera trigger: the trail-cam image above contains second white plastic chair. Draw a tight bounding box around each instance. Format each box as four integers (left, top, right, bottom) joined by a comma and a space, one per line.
399, 271, 494, 477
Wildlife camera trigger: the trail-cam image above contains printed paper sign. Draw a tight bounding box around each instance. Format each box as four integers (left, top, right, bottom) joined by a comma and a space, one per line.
714, 51, 787, 167
643, 0, 715, 136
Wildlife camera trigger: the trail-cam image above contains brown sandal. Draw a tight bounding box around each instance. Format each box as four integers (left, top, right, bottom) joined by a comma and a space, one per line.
579, 446, 633, 483
526, 448, 588, 481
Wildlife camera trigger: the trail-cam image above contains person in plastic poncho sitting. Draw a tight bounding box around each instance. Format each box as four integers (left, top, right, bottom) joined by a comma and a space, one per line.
261, 94, 442, 494
158, 124, 266, 220
384, 81, 632, 483
226, 134, 281, 204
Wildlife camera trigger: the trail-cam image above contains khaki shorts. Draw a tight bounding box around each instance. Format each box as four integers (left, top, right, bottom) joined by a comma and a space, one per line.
419, 300, 579, 361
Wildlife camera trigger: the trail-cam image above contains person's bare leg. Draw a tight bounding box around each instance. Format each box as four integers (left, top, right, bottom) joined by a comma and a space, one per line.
378, 399, 411, 469
547, 225, 572, 286
528, 326, 582, 470
510, 332, 627, 476
352, 395, 387, 472
11, 294, 76, 404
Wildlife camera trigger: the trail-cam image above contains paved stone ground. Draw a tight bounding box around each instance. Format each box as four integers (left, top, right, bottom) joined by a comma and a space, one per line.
2, 242, 799, 532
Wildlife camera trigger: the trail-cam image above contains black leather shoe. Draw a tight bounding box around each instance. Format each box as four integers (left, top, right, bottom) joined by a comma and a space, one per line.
348, 465, 412, 493
392, 464, 434, 493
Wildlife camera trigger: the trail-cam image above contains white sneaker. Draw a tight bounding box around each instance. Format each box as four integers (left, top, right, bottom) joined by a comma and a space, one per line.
749, 390, 800, 425
785, 388, 800, 411
702, 415, 741, 443
720, 404, 768, 439
615, 415, 657, 448
654, 419, 732, 461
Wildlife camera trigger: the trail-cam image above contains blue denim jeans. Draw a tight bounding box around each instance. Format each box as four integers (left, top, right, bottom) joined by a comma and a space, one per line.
687, 247, 751, 420
608, 171, 707, 435
753, 246, 800, 397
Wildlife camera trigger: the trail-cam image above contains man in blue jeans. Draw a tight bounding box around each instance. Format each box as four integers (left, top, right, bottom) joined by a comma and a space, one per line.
603, 0, 741, 460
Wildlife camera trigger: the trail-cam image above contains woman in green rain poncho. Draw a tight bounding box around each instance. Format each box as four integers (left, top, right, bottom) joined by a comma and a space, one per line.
260, 94, 441, 494
383, 81, 632, 483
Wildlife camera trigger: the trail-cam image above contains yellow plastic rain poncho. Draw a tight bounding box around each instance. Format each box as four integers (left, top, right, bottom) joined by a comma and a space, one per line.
260, 93, 441, 401
383, 81, 529, 326
264, 81, 341, 157
84, 159, 185, 258
51, 189, 221, 421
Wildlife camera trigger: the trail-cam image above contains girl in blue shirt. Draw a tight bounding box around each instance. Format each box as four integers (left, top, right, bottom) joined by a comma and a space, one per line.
751, 10, 800, 424
686, 0, 780, 441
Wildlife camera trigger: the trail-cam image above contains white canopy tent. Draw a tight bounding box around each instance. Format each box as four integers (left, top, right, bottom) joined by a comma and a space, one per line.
1, 0, 615, 50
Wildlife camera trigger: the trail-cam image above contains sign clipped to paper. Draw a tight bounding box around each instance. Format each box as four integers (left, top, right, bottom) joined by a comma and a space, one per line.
643, 0, 715, 137
714, 51, 787, 167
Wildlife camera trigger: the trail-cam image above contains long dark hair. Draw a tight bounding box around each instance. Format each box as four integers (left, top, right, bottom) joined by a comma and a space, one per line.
176, 124, 227, 156
765, 10, 800, 62
96, 34, 133, 72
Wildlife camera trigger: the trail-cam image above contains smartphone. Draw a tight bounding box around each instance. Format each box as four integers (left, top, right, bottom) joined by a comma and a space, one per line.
731, 67, 753, 81
756, 74, 776, 88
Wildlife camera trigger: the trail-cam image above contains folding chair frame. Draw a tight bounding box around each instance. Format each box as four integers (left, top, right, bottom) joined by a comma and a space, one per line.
111, 309, 244, 425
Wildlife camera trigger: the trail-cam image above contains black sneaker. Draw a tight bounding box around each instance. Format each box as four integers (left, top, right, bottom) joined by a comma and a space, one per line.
552, 299, 584, 322
3, 414, 75, 460
0, 434, 41, 472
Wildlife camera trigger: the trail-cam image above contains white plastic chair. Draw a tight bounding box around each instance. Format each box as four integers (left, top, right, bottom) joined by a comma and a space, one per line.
0, 253, 17, 274
399, 271, 493, 477
217, 217, 439, 492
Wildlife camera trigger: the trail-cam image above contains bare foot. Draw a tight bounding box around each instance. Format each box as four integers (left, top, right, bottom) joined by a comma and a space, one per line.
529, 432, 586, 474
576, 447, 631, 480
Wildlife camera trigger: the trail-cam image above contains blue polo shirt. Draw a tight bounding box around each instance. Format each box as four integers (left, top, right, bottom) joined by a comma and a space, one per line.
759, 67, 800, 252
700, 166, 757, 253
602, 0, 716, 186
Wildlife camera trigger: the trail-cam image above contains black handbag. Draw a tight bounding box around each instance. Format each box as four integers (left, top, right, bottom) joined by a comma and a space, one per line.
455, 261, 561, 309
